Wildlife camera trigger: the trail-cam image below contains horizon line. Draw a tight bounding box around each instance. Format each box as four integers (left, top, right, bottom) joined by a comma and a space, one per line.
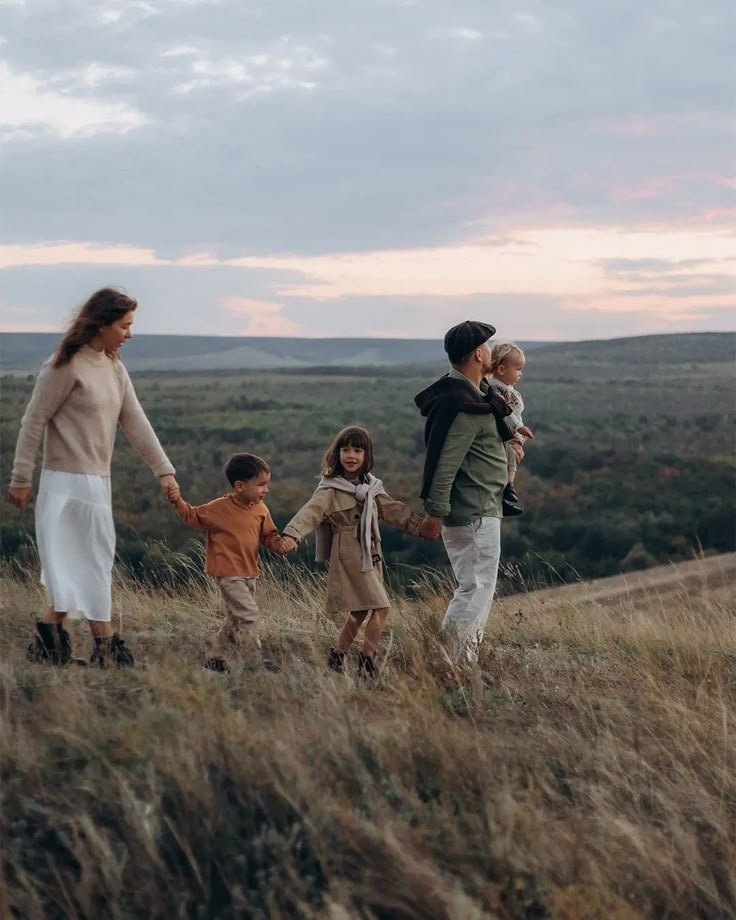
0, 329, 733, 343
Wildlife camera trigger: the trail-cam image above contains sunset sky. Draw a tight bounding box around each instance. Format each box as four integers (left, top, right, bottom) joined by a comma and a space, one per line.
1, 0, 734, 340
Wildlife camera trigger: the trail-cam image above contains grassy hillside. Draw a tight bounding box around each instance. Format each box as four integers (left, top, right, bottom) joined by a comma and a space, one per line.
1, 554, 734, 918
527, 331, 735, 368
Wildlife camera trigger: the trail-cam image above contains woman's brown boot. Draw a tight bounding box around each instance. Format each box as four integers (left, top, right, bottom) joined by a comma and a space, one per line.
91, 634, 135, 668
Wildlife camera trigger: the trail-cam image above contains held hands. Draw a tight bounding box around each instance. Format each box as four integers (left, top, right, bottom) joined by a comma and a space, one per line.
517, 425, 534, 440
279, 535, 298, 554
8, 485, 32, 510
508, 440, 525, 463
419, 514, 443, 541
159, 474, 180, 503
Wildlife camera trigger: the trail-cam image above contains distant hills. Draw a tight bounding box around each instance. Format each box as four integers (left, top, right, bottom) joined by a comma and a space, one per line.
0, 331, 733, 373
0, 333, 537, 372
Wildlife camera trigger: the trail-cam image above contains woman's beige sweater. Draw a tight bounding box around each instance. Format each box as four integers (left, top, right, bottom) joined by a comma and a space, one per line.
10, 346, 174, 488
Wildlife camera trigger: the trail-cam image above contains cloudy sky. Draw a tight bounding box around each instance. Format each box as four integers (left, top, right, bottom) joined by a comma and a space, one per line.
1, 0, 734, 340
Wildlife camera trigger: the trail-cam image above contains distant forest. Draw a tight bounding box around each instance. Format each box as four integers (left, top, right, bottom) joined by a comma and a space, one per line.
2, 333, 734, 594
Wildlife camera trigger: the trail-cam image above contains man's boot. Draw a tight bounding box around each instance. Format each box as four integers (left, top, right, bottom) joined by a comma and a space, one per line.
502, 482, 524, 517
26, 621, 72, 666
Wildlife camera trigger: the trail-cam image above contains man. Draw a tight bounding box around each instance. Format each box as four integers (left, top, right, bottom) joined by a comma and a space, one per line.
414, 320, 525, 662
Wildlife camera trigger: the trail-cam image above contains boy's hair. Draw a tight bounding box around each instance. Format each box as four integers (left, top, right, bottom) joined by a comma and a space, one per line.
321, 426, 375, 478
490, 342, 525, 375
223, 453, 270, 486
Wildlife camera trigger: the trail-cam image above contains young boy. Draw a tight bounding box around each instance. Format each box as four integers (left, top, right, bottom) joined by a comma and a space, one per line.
488, 343, 534, 516
169, 453, 289, 673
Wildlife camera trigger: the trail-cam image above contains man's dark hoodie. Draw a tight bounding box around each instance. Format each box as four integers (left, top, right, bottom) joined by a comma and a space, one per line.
414, 374, 512, 501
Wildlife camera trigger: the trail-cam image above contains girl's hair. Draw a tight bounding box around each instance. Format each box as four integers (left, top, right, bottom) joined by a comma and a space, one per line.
54, 288, 138, 367
321, 426, 375, 478
224, 453, 270, 486
490, 342, 525, 375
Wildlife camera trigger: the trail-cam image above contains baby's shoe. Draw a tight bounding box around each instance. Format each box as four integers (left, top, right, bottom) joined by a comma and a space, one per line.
327, 647, 346, 674
502, 483, 524, 517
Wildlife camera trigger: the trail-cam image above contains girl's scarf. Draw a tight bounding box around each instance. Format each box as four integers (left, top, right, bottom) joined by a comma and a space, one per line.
315, 474, 387, 572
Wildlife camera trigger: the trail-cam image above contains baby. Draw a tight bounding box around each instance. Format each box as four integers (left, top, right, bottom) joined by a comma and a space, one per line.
488, 343, 534, 516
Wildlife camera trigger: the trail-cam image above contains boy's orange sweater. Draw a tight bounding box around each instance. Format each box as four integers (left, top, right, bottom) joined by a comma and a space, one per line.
173, 494, 286, 576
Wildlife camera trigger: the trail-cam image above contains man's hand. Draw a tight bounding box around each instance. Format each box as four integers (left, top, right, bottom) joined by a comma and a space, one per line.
160, 474, 180, 502
517, 425, 534, 440
8, 486, 32, 510
419, 515, 443, 541
280, 535, 298, 554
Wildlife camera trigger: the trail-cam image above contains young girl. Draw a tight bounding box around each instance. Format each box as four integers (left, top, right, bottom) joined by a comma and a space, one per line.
281, 426, 426, 678
487, 343, 534, 516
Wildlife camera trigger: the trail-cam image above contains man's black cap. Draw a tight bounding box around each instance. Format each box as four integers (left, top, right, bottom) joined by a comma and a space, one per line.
443, 320, 496, 362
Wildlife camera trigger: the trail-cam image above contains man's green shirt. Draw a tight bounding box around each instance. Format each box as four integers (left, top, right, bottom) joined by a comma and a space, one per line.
423, 368, 508, 526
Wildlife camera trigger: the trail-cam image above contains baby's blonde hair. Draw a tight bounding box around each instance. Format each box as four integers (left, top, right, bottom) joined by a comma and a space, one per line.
490, 342, 525, 374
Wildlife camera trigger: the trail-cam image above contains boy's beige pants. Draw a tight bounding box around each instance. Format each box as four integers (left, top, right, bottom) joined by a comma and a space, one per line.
216, 576, 261, 657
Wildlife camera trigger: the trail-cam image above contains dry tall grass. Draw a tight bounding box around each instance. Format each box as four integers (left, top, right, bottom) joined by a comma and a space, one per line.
1, 554, 734, 919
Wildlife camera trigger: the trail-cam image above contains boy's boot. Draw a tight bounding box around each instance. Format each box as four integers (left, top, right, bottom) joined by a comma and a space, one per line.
502, 482, 524, 517
204, 656, 230, 674
91, 633, 135, 668
357, 651, 379, 680
27, 621, 72, 666
327, 647, 346, 674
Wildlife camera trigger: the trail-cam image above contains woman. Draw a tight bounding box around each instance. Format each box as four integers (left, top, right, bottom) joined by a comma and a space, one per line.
8, 288, 179, 667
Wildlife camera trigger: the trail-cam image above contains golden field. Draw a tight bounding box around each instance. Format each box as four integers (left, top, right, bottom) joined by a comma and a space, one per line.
1, 553, 734, 919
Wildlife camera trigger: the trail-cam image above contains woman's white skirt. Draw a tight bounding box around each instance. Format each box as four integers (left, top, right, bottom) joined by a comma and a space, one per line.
35, 470, 116, 621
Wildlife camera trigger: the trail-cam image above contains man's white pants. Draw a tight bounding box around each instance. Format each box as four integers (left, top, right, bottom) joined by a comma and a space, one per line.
441, 516, 501, 662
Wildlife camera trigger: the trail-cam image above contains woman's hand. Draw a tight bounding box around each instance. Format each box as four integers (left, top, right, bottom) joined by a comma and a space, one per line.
159, 474, 180, 502
8, 486, 32, 510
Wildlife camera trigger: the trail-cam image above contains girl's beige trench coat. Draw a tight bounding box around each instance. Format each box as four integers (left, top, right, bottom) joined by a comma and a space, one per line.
283, 487, 423, 614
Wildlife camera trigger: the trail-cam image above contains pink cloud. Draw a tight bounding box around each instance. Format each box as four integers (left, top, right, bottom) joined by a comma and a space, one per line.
221, 297, 304, 336
0, 320, 60, 332
594, 115, 659, 136
690, 207, 736, 225
0, 303, 60, 332
0, 242, 160, 269
609, 176, 677, 202
232, 225, 736, 301
560, 291, 732, 325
